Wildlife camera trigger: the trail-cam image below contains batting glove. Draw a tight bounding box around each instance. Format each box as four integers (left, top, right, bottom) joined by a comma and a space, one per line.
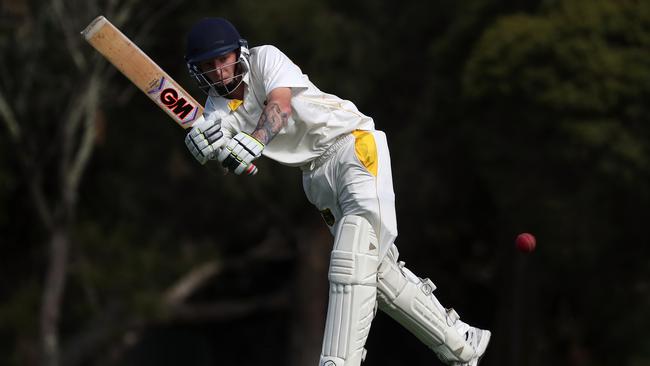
217, 132, 264, 175
185, 114, 224, 165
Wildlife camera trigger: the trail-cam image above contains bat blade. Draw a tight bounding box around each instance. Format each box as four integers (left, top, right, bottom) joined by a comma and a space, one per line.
81, 15, 202, 128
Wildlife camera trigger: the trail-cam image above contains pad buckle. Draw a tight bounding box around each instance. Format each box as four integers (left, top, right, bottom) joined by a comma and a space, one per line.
420, 278, 436, 295
446, 308, 460, 326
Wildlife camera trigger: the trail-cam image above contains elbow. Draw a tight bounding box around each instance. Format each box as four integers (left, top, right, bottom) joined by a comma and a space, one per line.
266, 99, 292, 120
281, 103, 293, 119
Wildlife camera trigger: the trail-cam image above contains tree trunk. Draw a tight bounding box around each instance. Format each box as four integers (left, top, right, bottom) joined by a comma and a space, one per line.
40, 226, 69, 366
289, 218, 331, 366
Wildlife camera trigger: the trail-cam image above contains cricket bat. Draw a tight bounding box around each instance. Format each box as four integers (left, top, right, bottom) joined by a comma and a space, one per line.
81, 15, 257, 174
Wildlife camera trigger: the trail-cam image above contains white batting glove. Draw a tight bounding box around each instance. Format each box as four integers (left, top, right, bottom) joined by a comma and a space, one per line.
217, 132, 264, 175
185, 114, 224, 165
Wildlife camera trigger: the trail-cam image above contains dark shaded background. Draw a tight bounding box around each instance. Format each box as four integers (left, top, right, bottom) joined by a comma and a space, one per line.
1, 0, 649, 365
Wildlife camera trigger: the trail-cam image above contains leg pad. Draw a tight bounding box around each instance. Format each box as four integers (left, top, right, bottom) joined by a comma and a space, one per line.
376, 245, 477, 363
320, 216, 379, 366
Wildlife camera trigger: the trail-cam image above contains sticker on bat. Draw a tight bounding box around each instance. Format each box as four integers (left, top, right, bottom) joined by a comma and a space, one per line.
147, 77, 199, 125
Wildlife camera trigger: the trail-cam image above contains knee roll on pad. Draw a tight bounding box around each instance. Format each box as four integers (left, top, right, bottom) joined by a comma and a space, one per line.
320, 215, 379, 366
328, 215, 379, 285
376, 245, 476, 363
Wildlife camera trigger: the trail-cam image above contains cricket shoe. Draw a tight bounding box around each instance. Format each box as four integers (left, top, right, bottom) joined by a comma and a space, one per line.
453, 327, 491, 366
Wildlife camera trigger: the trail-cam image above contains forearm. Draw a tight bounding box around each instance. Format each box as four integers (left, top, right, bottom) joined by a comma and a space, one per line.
251, 101, 290, 145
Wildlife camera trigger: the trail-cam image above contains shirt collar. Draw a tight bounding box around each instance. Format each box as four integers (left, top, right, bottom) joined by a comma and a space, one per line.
242, 68, 250, 86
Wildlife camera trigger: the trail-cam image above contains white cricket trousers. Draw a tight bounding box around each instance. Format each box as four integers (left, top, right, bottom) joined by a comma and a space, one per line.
301, 130, 398, 260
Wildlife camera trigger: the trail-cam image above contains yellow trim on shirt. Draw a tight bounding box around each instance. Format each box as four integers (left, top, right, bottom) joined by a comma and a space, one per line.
228, 99, 243, 111
352, 130, 378, 177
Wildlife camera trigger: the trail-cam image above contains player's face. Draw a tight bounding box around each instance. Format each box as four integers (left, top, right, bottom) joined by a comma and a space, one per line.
200, 52, 238, 85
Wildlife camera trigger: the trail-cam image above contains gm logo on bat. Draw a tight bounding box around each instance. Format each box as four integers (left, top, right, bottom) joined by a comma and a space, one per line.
147, 77, 199, 125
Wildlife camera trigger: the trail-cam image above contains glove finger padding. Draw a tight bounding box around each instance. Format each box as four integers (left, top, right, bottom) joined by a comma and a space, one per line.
185, 133, 207, 164
218, 148, 245, 174
185, 114, 224, 164
203, 123, 223, 144
217, 132, 264, 175
234, 133, 264, 158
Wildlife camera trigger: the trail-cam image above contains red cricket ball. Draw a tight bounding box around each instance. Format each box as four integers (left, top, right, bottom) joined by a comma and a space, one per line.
515, 233, 536, 253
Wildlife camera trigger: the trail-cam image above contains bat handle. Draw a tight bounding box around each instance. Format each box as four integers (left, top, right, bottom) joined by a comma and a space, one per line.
208, 161, 258, 176
245, 163, 258, 175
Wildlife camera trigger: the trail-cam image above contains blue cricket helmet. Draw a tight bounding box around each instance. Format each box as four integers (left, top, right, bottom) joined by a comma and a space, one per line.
185, 18, 247, 64
185, 18, 250, 96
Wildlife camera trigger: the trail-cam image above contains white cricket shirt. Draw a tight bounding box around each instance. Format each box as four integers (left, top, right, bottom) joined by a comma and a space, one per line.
203, 45, 375, 167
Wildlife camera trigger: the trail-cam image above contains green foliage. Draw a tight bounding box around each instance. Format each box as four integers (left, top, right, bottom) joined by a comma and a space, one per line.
463, 0, 650, 194
464, 0, 650, 145
461, 1, 650, 364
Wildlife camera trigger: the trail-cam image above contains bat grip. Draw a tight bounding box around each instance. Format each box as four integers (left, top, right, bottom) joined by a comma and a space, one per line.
209, 160, 258, 176
246, 163, 258, 175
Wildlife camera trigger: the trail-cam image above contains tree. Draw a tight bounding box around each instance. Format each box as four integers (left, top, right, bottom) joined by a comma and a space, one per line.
462, 1, 650, 365
0, 1, 186, 365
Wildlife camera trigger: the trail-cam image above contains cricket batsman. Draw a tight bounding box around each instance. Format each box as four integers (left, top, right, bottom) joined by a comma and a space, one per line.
183, 17, 491, 366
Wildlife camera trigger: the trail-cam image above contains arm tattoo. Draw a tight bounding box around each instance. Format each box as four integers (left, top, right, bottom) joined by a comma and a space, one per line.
252, 102, 289, 145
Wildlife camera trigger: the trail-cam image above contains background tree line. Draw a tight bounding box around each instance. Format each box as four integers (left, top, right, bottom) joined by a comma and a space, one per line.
1, 0, 648, 365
